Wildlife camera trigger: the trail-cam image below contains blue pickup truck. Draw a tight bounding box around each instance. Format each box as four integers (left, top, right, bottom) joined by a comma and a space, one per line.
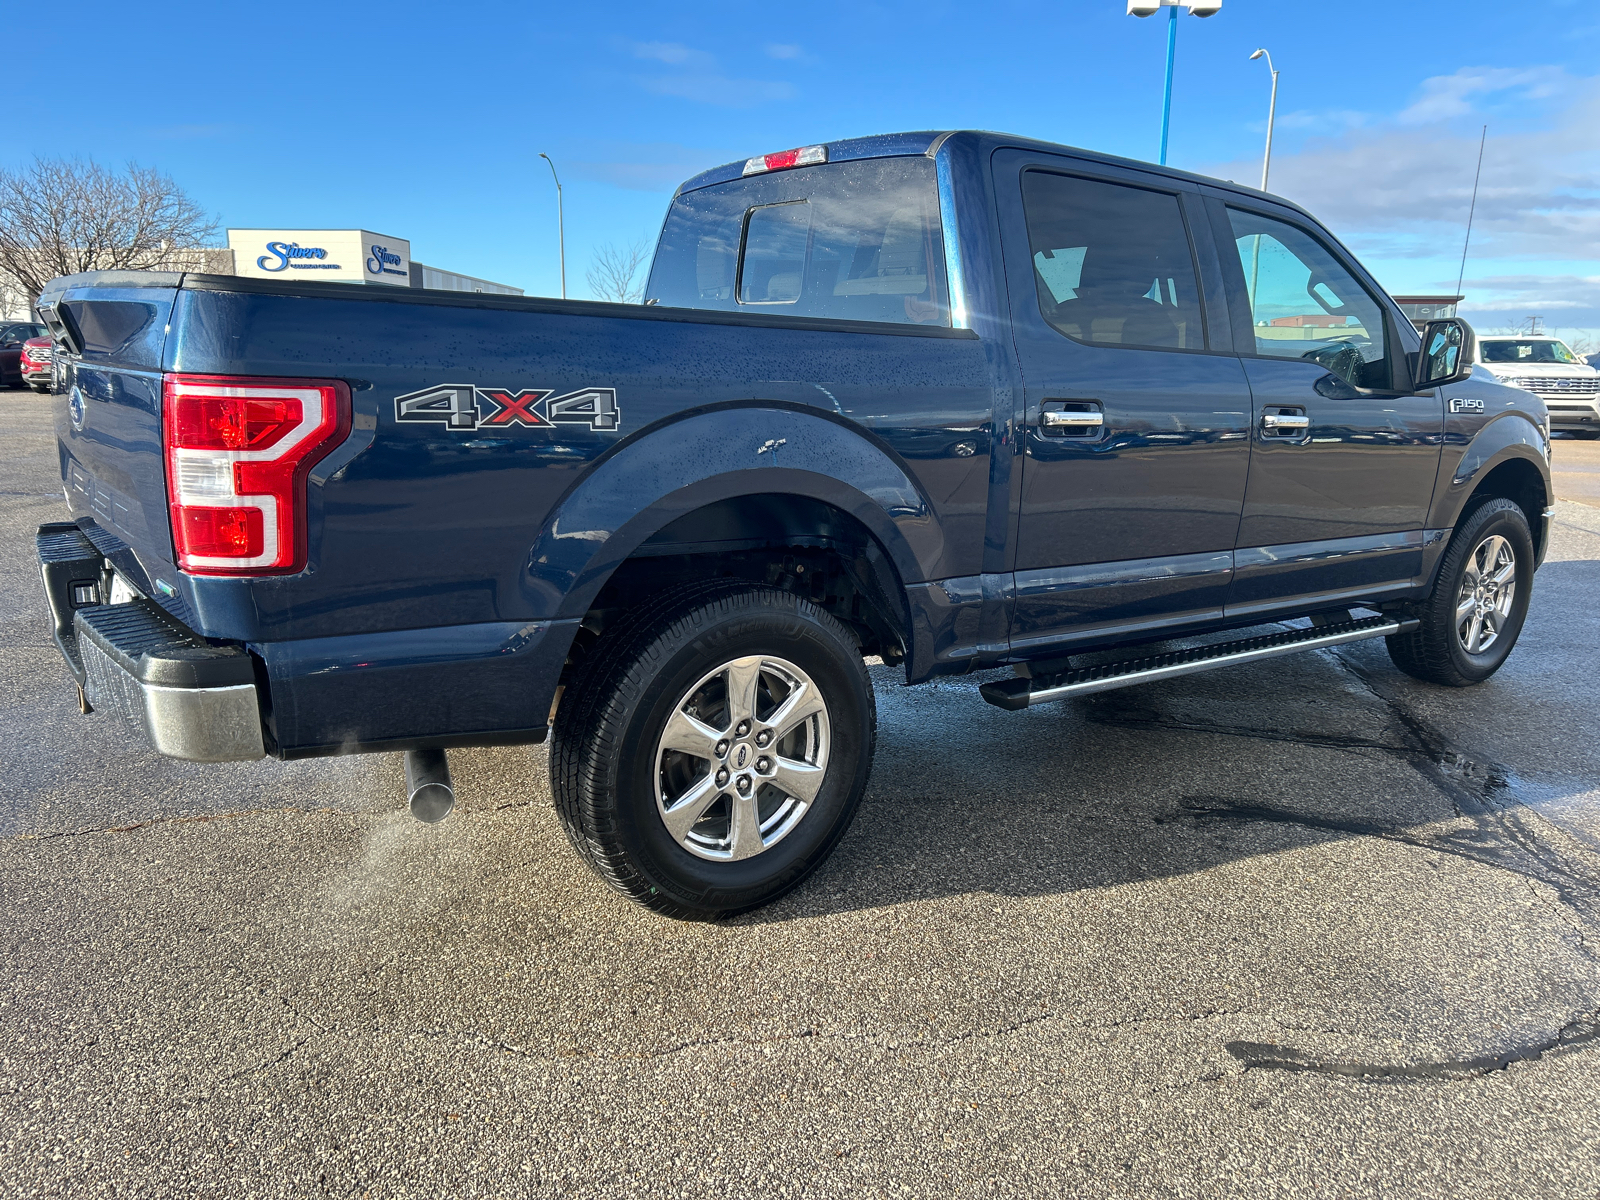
34, 131, 1551, 918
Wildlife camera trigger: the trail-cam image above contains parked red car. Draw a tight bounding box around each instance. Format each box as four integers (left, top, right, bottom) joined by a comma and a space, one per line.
0, 321, 47, 387
19, 336, 53, 392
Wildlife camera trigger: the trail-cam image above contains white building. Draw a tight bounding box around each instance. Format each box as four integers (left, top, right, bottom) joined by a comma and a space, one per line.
225, 229, 522, 295
0, 230, 523, 318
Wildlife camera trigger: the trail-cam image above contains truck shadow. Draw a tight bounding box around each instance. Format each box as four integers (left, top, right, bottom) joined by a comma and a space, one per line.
743, 556, 1600, 926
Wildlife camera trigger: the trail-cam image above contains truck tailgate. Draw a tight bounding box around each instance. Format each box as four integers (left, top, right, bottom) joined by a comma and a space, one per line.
40, 276, 181, 587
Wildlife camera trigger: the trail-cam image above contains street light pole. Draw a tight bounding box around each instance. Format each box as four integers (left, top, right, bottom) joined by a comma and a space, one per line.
1128, 1, 1221, 167
538, 152, 566, 300
1159, 5, 1178, 166
1249, 48, 1279, 191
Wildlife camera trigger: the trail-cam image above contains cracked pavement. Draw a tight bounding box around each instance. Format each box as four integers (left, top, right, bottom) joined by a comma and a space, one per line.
4, 391, 1600, 1198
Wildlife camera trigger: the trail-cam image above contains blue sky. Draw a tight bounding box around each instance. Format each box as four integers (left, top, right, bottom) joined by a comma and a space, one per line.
12, 0, 1600, 340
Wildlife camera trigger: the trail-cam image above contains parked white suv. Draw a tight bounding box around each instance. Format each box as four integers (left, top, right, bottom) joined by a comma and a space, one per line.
1476, 336, 1600, 438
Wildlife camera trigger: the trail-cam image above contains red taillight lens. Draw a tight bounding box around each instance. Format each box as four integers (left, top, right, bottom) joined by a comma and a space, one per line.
172, 394, 302, 450
163, 374, 350, 575
741, 144, 828, 176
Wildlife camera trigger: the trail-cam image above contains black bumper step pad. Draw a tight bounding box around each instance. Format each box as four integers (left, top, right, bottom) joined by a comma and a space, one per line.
73, 600, 256, 690
35, 522, 104, 684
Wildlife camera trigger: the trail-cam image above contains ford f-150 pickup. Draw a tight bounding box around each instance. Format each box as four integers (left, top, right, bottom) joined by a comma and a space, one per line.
33, 130, 1552, 918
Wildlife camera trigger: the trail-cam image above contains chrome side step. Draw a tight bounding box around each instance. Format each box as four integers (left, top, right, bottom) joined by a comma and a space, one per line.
979, 615, 1419, 711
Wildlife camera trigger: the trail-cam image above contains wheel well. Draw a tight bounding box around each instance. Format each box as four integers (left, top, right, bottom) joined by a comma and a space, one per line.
562, 495, 911, 684
1465, 458, 1548, 554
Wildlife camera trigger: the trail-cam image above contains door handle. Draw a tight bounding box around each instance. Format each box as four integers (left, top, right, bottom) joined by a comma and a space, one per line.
1261, 412, 1309, 433
1041, 411, 1105, 428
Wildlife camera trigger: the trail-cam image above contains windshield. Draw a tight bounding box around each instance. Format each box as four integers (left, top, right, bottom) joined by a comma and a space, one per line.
1480, 339, 1581, 365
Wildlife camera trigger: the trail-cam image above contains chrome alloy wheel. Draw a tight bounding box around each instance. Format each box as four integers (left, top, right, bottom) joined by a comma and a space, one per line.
1456, 533, 1517, 655
654, 654, 831, 862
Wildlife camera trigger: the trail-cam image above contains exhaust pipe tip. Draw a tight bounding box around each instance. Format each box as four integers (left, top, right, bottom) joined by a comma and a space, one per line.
404, 747, 455, 823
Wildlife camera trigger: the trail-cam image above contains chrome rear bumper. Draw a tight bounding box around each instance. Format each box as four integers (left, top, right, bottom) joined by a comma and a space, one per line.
37, 522, 266, 763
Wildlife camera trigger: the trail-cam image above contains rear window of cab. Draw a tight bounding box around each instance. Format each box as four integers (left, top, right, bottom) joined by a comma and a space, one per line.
646, 156, 951, 327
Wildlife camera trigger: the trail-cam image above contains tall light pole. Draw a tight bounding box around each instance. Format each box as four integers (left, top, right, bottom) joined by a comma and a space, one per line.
1127, 0, 1222, 167
538, 152, 566, 300
1249, 48, 1279, 191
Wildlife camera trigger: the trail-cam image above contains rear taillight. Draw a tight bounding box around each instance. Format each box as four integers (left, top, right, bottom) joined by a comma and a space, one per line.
163, 373, 350, 575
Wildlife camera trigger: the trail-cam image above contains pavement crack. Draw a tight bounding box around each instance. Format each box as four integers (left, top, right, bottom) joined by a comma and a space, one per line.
1180, 794, 1600, 953
1329, 649, 1600, 937
1082, 695, 1417, 761
14, 807, 300, 842
471, 1008, 1262, 1066
1226, 1013, 1600, 1081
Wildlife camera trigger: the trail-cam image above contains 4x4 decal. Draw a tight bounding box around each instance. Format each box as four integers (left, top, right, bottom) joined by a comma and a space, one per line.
394, 384, 620, 432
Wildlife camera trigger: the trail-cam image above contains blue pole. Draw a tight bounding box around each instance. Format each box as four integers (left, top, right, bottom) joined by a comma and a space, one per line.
1159, 3, 1177, 165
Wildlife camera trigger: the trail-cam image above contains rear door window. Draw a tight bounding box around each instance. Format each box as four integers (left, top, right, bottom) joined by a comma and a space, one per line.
1019, 170, 1206, 351
647, 156, 950, 326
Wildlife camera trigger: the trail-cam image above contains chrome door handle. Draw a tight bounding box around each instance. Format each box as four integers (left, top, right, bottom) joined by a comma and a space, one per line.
1262, 413, 1309, 431
1041, 411, 1105, 428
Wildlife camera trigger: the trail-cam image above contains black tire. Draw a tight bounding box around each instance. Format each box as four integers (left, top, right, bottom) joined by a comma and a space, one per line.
1386, 497, 1534, 686
28, 383, 48, 394
550, 582, 876, 918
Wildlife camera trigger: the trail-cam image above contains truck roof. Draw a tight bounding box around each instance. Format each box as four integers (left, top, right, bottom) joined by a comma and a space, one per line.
674, 129, 1304, 214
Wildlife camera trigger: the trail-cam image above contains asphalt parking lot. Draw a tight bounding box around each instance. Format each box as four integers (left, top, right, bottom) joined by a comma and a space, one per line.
3, 389, 1600, 1199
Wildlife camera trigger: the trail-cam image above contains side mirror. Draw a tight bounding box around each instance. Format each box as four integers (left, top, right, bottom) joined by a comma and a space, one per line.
1415, 317, 1475, 390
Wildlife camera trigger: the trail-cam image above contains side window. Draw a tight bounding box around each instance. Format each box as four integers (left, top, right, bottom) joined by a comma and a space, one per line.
645, 156, 949, 326
739, 202, 810, 304
1227, 207, 1392, 390
1019, 170, 1205, 350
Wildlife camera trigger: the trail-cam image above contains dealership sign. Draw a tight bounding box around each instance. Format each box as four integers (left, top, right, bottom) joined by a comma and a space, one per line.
227, 229, 412, 287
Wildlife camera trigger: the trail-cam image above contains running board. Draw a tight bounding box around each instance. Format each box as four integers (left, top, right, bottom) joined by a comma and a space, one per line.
979, 615, 1419, 711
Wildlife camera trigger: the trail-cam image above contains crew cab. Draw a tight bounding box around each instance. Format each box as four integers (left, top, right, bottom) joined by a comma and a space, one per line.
33, 131, 1552, 918
1475, 334, 1599, 437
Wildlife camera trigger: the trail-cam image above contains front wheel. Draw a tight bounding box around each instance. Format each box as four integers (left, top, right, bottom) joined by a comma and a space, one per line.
550, 583, 876, 918
1386, 497, 1534, 686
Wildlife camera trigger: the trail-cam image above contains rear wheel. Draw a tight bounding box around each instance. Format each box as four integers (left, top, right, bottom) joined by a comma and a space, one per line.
550, 583, 875, 918
1386, 498, 1534, 686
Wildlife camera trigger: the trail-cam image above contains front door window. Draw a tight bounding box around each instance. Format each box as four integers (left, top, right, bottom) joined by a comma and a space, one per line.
1227, 208, 1393, 391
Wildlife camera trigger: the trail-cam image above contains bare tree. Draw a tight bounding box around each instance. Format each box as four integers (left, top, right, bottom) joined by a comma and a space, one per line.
1561, 331, 1596, 357
585, 239, 651, 303
0, 157, 218, 305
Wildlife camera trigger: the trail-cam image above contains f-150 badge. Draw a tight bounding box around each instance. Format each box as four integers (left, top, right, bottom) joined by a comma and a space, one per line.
393, 384, 620, 432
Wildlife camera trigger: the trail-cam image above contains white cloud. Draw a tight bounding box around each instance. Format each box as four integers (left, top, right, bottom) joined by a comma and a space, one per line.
1261, 109, 1369, 135
566, 141, 738, 193
623, 41, 797, 107
630, 41, 716, 68
1201, 66, 1600, 327
1459, 273, 1600, 314
1204, 70, 1600, 263
641, 75, 796, 105
1397, 66, 1567, 124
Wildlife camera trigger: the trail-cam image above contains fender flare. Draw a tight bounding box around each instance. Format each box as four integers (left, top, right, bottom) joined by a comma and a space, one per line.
520, 404, 940, 621
1428, 412, 1551, 536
